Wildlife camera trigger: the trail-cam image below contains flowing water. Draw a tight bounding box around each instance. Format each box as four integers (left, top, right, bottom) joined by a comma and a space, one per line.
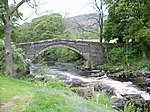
30, 62, 150, 110
30, 62, 99, 84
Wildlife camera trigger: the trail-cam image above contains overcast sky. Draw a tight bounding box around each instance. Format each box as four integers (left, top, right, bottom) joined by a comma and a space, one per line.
14, 0, 107, 23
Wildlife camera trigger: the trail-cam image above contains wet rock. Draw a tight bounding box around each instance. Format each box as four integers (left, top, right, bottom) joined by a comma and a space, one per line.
27, 77, 34, 82
146, 101, 150, 111
111, 100, 124, 110
108, 71, 133, 81
146, 87, 150, 92
35, 74, 48, 80
136, 67, 150, 77
71, 87, 94, 98
71, 78, 85, 87
132, 77, 146, 85
145, 72, 150, 77
90, 72, 104, 77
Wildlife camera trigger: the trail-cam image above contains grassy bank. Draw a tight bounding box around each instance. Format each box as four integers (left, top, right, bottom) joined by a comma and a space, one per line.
0, 73, 117, 112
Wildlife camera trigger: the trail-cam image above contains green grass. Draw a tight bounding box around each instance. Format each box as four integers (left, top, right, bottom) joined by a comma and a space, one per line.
0, 73, 118, 112
74, 38, 100, 42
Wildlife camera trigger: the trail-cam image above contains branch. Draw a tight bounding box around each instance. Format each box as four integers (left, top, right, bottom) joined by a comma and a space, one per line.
72, 19, 86, 31
92, 0, 103, 14
17, 9, 34, 21
27, 0, 45, 15
2, 0, 9, 11
93, 0, 101, 12
11, 0, 30, 15
2, 0, 8, 6
13, 0, 17, 4
0, 13, 2, 17
72, 19, 98, 33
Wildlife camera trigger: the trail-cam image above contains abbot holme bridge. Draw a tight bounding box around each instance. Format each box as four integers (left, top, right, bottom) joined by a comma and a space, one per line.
18, 39, 105, 68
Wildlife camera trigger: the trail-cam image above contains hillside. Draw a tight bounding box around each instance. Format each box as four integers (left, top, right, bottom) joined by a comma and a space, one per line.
66, 13, 107, 31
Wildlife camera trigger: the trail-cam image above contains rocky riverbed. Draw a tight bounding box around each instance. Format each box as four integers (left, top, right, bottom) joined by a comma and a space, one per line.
29, 63, 150, 111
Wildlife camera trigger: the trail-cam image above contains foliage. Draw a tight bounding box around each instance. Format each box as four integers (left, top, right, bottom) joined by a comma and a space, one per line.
34, 47, 85, 65
0, 5, 22, 40
103, 0, 150, 59
123, 101, 136, 112
34, 77, 70, 89
15, 13, 71, 43
131, 59, 150, 70
91, 91, 115, 110
0, 0, 26, 75
12, 44, 28, 73
108, 44, 149, 65
102, 45, 150, 71
0, 39, 27, 73
109, 47, 124, 63
123, 101, 148, 112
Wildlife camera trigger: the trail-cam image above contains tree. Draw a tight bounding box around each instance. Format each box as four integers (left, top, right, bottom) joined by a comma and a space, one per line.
92, 0, 104, 42
127, 0, 150, 59
67, 0, 104, 42
0, 0, 37, 76
16, 13, 70, 43
103, 0, 150, 59
103, 0, 130, 43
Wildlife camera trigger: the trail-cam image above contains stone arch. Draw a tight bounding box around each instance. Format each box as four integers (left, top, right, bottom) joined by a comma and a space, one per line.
32, 44, 88, 62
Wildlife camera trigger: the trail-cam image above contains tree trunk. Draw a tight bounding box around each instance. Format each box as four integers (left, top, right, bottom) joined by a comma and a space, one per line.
99, 0, 103, 43
125, 38, 129, 52
4, 20, 13, 76
142, 51, 147, 60
104, 46, 110, 63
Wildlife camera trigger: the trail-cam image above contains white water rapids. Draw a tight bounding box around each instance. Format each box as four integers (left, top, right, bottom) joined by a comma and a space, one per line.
30, 63, 150, 101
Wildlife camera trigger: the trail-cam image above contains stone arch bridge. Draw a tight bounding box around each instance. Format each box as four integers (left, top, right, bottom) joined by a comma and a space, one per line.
17, 39, 104, 68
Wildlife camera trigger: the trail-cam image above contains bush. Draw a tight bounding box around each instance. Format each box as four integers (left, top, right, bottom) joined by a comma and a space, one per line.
109, 46, 137, 65
34, 77, 70, 89
91, 91, 115, 110
124, 101, 136, 112
134, 59, 150, 70
109, 47, 124, 63
0, 39, 27, 73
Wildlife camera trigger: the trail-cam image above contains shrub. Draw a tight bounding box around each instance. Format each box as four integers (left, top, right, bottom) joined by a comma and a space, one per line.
109, 47, 124, 63
0, 39, 27, 73
91, 91, 114, 110
34, 77, 70, 89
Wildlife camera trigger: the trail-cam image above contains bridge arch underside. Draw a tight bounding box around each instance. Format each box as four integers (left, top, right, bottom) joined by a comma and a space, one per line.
32, 44, 88, 64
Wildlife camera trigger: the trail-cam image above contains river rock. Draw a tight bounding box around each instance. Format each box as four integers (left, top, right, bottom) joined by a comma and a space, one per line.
111, 100, 124, 110
108, 71, 133, 81
71, 87, 94, 98
136, 67, 150, 77
146, 87, 150, 92
71, 78, 85, 87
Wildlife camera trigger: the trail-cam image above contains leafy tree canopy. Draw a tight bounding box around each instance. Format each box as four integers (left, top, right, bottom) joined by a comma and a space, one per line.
103, 0, 150, 58
15, 13, 71, 43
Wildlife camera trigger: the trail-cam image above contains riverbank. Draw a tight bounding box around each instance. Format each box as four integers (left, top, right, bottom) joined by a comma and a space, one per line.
0, 73, 117, 112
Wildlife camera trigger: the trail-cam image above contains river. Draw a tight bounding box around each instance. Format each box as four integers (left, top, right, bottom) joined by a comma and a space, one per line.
30, 62, 150, 111
30, 62, 100, 85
